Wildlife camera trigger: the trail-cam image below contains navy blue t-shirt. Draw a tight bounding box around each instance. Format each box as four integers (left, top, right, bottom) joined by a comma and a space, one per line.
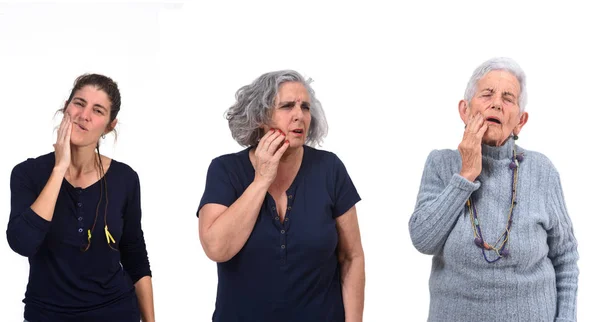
6, 152, 151, 322
198, 145, 361, 322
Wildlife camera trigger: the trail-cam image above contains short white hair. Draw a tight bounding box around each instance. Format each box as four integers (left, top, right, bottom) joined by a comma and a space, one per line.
464, 57, 527, 113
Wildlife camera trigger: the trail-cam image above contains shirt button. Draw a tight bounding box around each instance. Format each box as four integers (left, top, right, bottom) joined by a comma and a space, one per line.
78, 217, 83, 221
77, 202, 82, 207
284, 218, 289, 222
271, 206, 276, 211
280, 230, 285, 234
288, 195, 293, 199
78, 228, 83, 233
281, 245, 285, 249
287, 206, 291, 210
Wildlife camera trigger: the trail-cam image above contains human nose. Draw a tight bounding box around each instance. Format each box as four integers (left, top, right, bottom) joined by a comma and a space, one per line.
292, 104, 304, 121
491, 94, 503, 111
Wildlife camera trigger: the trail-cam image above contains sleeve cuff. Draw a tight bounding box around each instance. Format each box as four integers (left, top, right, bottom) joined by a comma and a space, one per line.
450, 173, 481, 192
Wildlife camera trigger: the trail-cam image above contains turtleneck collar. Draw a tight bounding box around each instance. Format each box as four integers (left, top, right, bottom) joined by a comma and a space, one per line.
481, 136, 517, 160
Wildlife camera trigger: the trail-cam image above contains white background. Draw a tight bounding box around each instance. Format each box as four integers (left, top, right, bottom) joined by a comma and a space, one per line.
1, 0, 599, 320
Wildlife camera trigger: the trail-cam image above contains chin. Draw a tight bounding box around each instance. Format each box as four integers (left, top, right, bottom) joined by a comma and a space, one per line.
287, 140, 305, 149
70, 138, 96, 148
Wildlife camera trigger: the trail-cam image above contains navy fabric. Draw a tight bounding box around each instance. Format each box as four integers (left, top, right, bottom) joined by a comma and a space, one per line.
7, 152, 151, 322
198, 146, 361, 322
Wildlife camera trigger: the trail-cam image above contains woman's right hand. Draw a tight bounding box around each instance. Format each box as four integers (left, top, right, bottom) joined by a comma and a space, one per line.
253, 128, 289, 186
53, 113, 72, 174
458, 113, 488, 182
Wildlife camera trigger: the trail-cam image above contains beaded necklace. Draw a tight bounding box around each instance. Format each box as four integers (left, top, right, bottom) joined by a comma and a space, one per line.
467, 145, 524, 263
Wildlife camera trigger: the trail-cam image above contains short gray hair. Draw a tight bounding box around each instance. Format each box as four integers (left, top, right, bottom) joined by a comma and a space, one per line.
464, 57, 528, 113
226, 70, 328, 147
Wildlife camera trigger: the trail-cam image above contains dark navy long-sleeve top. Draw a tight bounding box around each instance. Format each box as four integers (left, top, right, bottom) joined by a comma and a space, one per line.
6, 152, 151, 322
198, 146, 361, 322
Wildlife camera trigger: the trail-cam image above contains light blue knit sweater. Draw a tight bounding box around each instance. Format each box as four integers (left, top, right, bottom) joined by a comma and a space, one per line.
409, 137, 579, 322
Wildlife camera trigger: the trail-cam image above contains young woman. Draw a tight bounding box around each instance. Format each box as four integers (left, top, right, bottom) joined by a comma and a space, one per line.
7, 74, 155, 322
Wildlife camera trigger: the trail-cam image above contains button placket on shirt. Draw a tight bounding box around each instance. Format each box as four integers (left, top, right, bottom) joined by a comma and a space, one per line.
76, 189, 85, 235
266, 190, 296, 265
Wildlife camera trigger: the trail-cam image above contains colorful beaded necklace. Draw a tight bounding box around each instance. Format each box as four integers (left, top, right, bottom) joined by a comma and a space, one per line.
467, 143, 524, 263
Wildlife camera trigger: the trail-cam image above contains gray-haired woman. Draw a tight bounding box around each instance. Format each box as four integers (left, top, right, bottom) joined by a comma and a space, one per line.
196, 70, 365, 322
409, 57, 579, 322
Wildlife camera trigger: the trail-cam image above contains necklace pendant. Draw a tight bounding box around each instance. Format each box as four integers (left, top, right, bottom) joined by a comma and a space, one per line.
474, 237, 484, 248
483, 242, 492, 250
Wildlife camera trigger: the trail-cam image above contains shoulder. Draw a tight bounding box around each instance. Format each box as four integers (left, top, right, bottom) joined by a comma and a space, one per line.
303, 145, 345, 168
520, 147, 555, 168
519, 146, 560, 178
108, 158, 138, 177
11, 152, 55, 178
105, 158, 143, 194
208, 147, 252, 170
424, 148, 461, 166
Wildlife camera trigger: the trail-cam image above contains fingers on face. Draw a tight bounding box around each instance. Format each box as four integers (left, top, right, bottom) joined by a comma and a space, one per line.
274, 139, 290, 158
257, 129, 275, 150
267, 131, 286, 155
65, 119, 73, 142
476, 121, 488, 138
258, 128, 287, 155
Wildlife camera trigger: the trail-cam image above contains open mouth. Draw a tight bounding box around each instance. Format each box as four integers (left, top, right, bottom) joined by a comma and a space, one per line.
291, 129, 304, 135
486, 117, 501, 125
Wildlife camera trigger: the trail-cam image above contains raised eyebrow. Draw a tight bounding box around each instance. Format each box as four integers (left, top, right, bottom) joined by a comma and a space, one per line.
481, 88, 495, 93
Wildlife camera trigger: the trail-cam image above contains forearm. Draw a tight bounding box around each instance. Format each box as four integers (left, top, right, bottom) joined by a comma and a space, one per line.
30, 168, 66, 221
552, 241, 579, 320
340, 254, 365, 322
409, 174, 478, 254
134, 276, 155, 322
7, 168, 65, 257
202, 180, 269, 262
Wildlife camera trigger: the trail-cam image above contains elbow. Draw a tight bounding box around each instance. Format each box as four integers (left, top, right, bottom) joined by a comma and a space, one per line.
203, 245, 233, 263
411, 240, 438, 255
199, 237, 233, 263
408, 224, 438, 255
6, 231, 38, 257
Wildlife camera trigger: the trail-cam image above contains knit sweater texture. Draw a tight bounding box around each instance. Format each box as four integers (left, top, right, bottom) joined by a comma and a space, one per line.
409, 137, 579, 322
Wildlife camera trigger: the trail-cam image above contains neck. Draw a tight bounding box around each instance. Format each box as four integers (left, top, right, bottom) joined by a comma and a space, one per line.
279, 145, 303, 165
481, 136, 516, 160
69, 144, 99, 175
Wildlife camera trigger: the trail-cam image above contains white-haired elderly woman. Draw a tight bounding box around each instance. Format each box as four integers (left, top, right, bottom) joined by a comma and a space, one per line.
196, 70, 365, 322
409, 57, 579, 322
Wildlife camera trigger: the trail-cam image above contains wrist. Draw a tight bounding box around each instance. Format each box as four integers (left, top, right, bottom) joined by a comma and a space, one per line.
459, 170, 477, 182
52, 166, 68, 177
252, 176, 272, 191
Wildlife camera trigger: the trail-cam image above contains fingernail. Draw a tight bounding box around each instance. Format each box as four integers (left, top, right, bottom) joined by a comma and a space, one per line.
270, 128, 275, 132
285, 140, 289, 144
